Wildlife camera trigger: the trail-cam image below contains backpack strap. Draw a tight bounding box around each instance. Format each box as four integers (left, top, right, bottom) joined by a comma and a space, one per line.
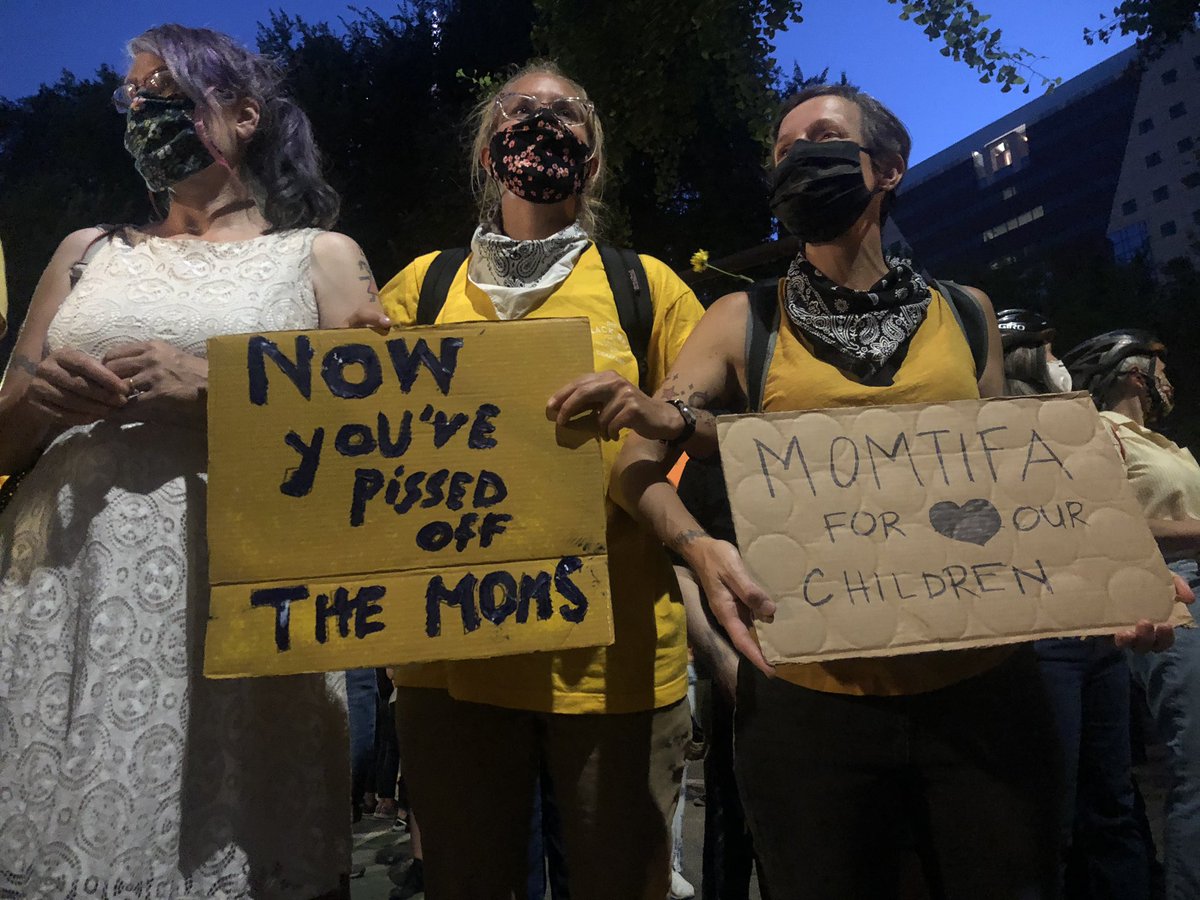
597, 245, 652, 393
417, 247, 470, 325
744, 279, 782, 413
932, 279, 989, 381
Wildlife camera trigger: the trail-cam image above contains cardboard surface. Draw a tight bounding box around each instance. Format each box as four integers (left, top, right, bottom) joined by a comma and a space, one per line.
717, 394, 1176, 665
205, 319, 612, 677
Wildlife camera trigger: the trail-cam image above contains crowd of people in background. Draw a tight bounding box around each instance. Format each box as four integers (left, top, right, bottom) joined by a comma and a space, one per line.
0, 21, 1196, 900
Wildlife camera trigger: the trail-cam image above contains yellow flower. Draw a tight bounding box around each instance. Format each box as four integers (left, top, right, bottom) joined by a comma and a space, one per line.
690, 249, 710, 273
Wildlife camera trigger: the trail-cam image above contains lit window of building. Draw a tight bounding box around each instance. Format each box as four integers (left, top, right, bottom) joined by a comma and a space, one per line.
981, 205, 1045, 242
1109, 222, 1150, 264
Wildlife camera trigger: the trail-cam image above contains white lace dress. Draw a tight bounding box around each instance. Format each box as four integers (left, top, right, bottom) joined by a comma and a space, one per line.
0, 229, 350, 899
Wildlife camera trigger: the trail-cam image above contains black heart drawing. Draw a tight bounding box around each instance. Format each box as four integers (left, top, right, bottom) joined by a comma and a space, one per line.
928, 499, 1002, 546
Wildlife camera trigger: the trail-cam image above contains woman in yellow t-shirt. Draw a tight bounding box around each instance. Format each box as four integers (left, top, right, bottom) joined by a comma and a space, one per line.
1064, 329, 1200, 900
375, 62, 703, 900
606, 84, 1181, 898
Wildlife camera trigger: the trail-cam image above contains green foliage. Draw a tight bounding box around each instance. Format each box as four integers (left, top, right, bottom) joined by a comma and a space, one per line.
887, 0, 1059, 93
256, 1, 536, 278
0, 67, 151, 360
530, 0, 802, 257
1084, 1, 1200, 56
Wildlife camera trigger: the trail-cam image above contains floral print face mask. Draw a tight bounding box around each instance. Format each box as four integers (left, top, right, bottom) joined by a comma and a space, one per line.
488, 108, 592, 204
124, 96, 213, 192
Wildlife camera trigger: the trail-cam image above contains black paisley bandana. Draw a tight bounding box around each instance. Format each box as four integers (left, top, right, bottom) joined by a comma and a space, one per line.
124, 97, 212, 192
783, 253, 932, 378
488, 109, 592, 204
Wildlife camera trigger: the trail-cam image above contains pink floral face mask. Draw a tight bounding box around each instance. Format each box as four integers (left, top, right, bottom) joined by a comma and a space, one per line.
488, 109, 592, 204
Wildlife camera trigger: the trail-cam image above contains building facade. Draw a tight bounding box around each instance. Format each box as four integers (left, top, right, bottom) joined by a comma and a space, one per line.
892, 34, 1200, 277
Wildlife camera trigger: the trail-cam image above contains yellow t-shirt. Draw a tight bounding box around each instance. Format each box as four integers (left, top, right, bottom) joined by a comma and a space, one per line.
379, 244, 704, 713
1102, 410, 1200, 628
763, 283, 1013, 696
1102, 411, 1200, 524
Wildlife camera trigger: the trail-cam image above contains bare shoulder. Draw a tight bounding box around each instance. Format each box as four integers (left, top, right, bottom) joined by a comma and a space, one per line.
701, 289, 753, 347
956, 283, 996, 315
53, 227, 108, 265
311, 231, 367, 267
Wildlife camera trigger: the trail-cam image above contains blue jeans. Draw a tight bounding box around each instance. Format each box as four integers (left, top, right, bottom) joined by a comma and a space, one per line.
1034, 636, 1147, 899
346, 667, 379, 811
1128, 559, 1200, 900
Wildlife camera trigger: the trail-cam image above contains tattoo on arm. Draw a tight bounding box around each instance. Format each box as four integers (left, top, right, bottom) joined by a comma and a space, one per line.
357, 254, 379, 303
668, 528, 709, 551
10, 354, 39, 377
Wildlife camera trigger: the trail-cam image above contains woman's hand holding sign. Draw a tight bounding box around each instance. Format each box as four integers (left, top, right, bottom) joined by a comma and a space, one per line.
1114, 572, 1194, 653
547, 371, 682, 441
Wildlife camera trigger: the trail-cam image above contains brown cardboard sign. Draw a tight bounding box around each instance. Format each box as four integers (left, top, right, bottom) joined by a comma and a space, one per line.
204, 319, 612, 678
717, 394, 1175, 664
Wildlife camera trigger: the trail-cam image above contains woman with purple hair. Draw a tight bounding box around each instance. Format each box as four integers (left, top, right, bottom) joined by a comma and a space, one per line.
0, 24, 375, 897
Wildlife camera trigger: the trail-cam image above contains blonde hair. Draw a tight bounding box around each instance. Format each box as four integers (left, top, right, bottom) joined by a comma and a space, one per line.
468, 60, 607, 236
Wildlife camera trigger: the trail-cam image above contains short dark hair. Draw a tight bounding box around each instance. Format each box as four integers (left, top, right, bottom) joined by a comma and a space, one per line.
774, 83, 912, 223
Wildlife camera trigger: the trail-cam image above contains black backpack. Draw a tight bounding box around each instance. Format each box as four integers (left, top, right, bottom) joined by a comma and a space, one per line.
744, 277, 990, 412
415, 244, 655, 392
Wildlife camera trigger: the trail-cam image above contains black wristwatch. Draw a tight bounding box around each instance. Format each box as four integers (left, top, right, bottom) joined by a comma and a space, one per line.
666, 399, 697, 446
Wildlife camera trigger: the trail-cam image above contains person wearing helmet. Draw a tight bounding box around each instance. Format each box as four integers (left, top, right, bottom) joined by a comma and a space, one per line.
997, 308, 1072, 396
1064, 329, 1200, 900
1000, 313, 1150, 897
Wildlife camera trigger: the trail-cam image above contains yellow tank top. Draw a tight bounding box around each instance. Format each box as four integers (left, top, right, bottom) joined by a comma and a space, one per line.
762, 282, 1013, 695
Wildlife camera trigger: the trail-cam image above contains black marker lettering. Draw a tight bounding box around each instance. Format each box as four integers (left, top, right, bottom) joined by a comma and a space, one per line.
280, 428, 324, 497
349, 468, 384, 526
250, 584, 309, 651
321, 343, 383, 399
555, 556, 589, 623
248, 334, 312, 405
755, 436, 816, 499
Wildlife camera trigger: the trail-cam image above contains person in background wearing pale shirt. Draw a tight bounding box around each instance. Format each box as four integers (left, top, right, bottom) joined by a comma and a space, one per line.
1000, 309, 1150, 898
1064, 329, 1200, 900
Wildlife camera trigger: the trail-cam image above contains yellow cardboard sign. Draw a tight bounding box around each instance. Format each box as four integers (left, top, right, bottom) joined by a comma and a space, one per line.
717, 394, 1176, 664
205, 319, 612, 677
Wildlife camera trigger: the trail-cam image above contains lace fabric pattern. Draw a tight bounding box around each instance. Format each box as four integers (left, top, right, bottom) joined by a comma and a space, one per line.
0, 229, 351, 898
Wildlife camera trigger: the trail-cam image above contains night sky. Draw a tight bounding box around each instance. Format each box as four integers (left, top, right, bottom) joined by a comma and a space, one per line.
1, 0, 1134, 164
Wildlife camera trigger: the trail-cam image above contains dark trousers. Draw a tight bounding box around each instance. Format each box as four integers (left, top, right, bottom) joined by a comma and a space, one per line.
370, 669, 401, 800
1034, 637, 1148, 899
528, 759, 571, 900
346, 667, 379, 810
734, 650, 1063, 900
701, 680, 768, 900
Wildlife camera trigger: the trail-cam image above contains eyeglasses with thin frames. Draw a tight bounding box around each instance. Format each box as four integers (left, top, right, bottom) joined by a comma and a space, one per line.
494, 92, 594, 128
113, 66, 184, 113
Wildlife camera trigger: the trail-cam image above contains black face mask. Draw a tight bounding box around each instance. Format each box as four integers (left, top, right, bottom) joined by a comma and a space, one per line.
769, 139, 881, 243
124, 96, 213, 193
488, 109, 592, 204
